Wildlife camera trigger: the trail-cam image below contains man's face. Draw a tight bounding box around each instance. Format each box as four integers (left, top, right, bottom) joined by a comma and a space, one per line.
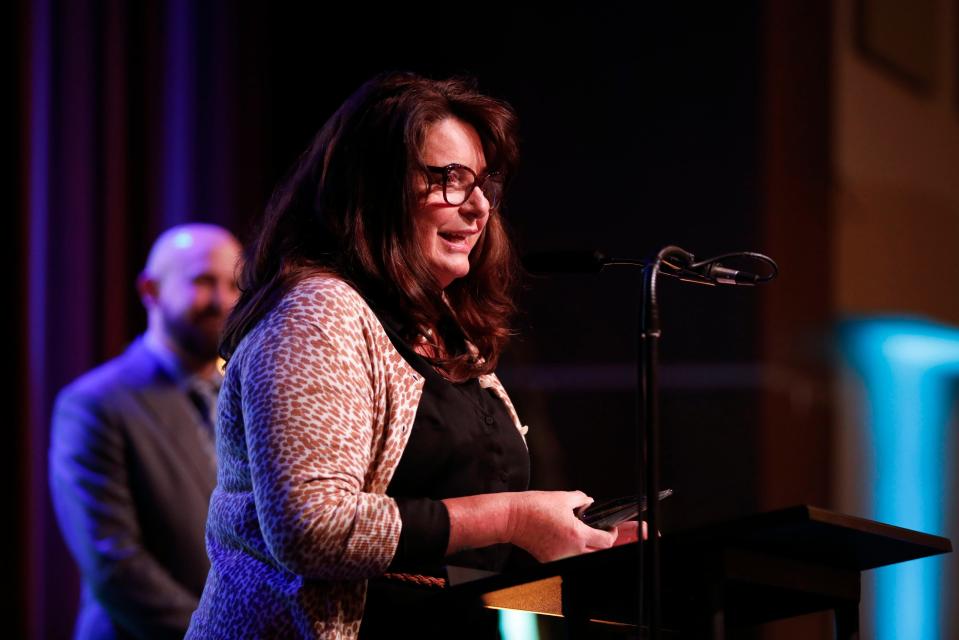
153, 238, 241, 361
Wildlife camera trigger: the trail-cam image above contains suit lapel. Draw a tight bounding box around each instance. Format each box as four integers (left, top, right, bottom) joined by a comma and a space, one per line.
122, 340, 218, 496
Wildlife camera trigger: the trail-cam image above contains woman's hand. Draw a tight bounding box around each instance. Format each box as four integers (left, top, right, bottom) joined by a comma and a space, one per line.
506, 490, 617, 562
442, 491, 642, 563
599, 520, 646, 550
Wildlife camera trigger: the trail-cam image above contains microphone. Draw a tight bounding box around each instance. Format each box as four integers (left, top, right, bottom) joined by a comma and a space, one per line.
700, 263, 761, 286
522, 249, 777, 285
662, 251, 772, 286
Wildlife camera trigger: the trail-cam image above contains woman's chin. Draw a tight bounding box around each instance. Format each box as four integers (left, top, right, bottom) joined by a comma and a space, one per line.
430, 260, 471, 289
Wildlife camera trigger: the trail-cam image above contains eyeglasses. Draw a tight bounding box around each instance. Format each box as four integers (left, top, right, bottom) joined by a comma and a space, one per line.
426, 163, 504, 209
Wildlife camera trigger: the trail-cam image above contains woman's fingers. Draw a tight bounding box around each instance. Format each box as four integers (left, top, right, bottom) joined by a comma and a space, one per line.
612, 520, 640, 545
584, 521, 640, 552
581, 522, 617, 549
510, 490, 653, 562
568, 490, 593, 510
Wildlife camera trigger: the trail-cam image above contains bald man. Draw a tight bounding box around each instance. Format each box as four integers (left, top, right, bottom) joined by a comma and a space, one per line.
49, 224, 242, 640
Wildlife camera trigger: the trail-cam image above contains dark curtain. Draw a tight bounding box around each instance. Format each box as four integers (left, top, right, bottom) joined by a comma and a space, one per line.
17, 1, 266, 636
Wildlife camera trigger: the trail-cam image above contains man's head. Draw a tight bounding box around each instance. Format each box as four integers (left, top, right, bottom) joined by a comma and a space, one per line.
137, 224, 242, 367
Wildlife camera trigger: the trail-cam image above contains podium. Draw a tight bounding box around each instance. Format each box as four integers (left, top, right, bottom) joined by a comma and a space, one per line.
441, 506, 952, 638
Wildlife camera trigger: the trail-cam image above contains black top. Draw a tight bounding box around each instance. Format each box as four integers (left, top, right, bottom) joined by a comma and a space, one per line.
359, 303, 531, 638
369, 303, 531, 574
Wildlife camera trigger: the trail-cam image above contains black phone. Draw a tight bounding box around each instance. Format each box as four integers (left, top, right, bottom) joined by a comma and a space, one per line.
574, 489, 673, 530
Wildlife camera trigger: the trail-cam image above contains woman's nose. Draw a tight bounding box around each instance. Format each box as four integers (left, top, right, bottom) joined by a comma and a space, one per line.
460, 186, 491, 219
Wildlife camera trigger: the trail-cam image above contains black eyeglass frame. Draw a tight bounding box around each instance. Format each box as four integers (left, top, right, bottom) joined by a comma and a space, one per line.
426, 163, 504, 209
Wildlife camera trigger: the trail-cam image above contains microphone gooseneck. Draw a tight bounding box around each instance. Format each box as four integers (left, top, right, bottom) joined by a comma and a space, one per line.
522, 248, 778, 286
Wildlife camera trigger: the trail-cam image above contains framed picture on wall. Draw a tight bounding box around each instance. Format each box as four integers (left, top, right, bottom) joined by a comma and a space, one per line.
856, 0, 938, 94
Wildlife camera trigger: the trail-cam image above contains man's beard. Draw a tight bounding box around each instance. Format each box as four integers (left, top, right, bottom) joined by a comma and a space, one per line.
160, 305, 225, 362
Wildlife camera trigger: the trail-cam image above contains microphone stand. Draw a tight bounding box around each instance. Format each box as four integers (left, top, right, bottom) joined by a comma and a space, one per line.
638, 245, 693, 640
523, 247, 776, 638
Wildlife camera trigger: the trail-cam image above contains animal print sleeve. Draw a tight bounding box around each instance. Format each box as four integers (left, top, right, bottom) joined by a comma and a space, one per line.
240, 281, 402, 581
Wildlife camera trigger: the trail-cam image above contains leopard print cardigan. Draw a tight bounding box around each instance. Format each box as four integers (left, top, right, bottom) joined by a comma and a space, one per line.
186, 275, 527, 639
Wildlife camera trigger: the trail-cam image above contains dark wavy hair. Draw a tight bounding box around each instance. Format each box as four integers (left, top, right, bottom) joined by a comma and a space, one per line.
221, 72, 521, 380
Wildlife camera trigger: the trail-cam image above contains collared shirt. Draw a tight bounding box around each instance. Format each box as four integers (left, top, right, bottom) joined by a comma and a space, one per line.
143, 332, 222, 454
142, 332, 222, 387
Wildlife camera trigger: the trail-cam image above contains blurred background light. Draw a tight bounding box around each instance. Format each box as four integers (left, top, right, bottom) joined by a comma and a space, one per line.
841, 317, 959, 640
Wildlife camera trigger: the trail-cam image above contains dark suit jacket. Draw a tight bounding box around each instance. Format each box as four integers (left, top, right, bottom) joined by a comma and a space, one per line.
49, 337, 217, 640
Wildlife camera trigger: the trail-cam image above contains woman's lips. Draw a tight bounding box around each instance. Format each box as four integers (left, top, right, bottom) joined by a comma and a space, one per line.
438, 231, 474, 252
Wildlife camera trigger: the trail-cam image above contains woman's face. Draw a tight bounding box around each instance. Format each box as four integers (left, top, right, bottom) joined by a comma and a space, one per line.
413, 117, 491, 289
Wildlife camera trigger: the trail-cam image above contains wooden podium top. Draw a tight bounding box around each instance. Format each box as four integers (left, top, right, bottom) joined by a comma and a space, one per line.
448, 504, 952, 591
439, 505, 952, 627
661, 504, 952, 571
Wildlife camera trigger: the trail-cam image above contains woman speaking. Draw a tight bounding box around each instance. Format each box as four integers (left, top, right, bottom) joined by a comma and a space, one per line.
186, 72, 635, 639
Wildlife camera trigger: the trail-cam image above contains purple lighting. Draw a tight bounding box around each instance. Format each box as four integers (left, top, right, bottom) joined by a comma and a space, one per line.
161, 0, 195, 227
